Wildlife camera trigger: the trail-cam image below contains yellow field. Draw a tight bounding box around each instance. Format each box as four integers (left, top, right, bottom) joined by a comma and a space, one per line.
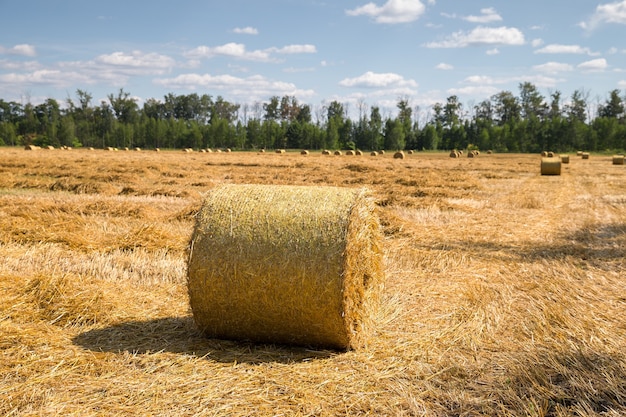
1, 148, 625, 416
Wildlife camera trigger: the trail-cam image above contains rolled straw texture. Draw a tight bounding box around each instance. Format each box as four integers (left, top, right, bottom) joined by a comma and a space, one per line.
541, 157, 561, 175
613, 155, 625, 165
187, 184, 384, 350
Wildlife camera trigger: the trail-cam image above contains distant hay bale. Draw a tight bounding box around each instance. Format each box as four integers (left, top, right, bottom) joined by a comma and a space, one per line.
541, 157, 562, 175
613, 155, 625, 165
370, 151, 378, 156
322, 149, 331, 155
379, 150, 385, 155
355, 150, 363, 156
560, 154, 570, 164
183, 148, 193, 153
449, 150, 459, 158
300, 150, 309, 155
124, 147, 129, 151
582, 152, 590, 159
486, 150, 493, 154
105, 147, 114, 151
155, 148, 160, 152
541, 151, 548, 157
576, 151, 583, 156
547, 151, 555, 157
276, 149, 286, 154
407, 150, 414, 154
225, 148, 232, 153
188, 184, 384, 350
334, 150, 343, 156
259, 148, 265, 153
24, 145, 40, 150
345, 150, 355, 156
468, 150, 478, 158
134, 147, 141, 151
46, 145, 55, 150
393, 151, 405, 159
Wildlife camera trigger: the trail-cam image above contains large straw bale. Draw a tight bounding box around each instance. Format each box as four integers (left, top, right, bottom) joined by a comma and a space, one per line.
188, 184, 384, 350
541, 157, 561, 175
613, 155, 625, 165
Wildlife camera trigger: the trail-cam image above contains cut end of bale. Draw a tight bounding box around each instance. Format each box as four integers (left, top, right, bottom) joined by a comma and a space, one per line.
187, 184, 385, 350
613, 155, 625, 165
541, 157, 562, 175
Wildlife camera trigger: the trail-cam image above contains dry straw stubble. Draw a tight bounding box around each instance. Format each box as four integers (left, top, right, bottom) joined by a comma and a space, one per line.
187, 184, 384, 350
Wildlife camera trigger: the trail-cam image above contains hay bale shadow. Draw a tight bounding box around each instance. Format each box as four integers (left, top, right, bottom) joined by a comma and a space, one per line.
72, 317, 337, 364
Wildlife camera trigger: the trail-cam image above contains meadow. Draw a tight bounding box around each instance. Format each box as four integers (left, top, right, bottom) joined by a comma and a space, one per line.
1, 147, 625, 416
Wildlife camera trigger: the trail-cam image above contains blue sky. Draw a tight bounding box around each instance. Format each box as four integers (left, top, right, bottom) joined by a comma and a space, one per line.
1, 0, 626, 119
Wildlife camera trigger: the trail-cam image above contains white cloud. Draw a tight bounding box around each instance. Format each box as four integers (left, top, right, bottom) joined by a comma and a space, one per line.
154, 73, 316, 101
464, 7, 502, 23
0, 69, 92, 88
460, 74, 562, 89
183, 43, 316, 62
436, 63, 453, 70
270, 44, 317, 54
95, 51, 175, 69
0, 44, 37, 57
581, 0, 626, 31
447, 85, 500, 97
424, 26, 525, 48
534, 44, 597, 55
533, 61, 574, 74
577, 58, 608, 72
338, 71, 418, 88
0, 59, 41, 71
531, 38, 544, 48
346, 0, 427, 24
233, 26, 259, 35
486, 48, 500, 55
619, 80, 626, 88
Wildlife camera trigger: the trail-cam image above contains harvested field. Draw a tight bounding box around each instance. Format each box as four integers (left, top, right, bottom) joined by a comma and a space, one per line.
1, 148, 625, 416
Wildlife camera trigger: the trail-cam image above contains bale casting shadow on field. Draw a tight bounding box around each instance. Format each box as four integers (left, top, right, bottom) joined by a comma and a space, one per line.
72, 317, 336, 364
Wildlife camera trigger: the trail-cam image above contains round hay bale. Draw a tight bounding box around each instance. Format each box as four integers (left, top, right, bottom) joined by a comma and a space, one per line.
24, 144, 40, 150
560, 154, 570, 164
300, 150, 309, 155
379, 150, 385, 155
355, 150, 363, 156
334, 150, 343, 156
276, 149, 286, 154
547, 151, 555, 157
613, 155, 625, 165
345, 150, 355, 156
541, 151, 548, 157
134, 147, 141, 151
188, 184, 384, 350
370, 151, 378, 156
468, 150, 477, 158
225, 148, 232, 153
576, 151, 583, 156
407, 150, 414, 154
541, 157, 561, 175
259, 148, 265, 153
155, 148, 160, 152
393, 151, 405, 159
322, 149, 331, 155
486, 150, 493, 154
449, 150, 459, 158
582, 152, 590, 160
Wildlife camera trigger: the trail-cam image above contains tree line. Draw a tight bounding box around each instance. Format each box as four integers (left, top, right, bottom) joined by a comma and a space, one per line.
1, 82, 625, 153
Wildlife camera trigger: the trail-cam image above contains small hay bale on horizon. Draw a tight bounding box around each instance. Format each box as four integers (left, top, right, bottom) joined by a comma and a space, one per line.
541, 157, 562, 175
393, 151, 405, 159
187, 184, 384, 350
613, 155, 625, 165
561, 154, 570, 164
370, 151, 378, 156
355, 150, 363, 156
322, 149, 331, 155
301, 150, 309, 155
334, 150, 343, 156
24, 145, 40, 150
582, 152, 590, 159
449, 150, 460, 158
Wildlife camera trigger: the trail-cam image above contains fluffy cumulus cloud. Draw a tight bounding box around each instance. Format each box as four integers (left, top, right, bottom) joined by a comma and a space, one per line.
533, 61, 574, 74
463, 7, 502, 23
95, 51, 175, 70
0, 44, 37, 57
424, 26, 525, 48
346, 0, 427, 24
338, 71, 418, 88
577, 58, 608, 71
154, 73, 315, 100
436, 63, 454, 70
534, 44, 597, 55
233, 26, 259, 35
0, 69, 92, 88
184, 43, 316, 62
581, 0, 626, 30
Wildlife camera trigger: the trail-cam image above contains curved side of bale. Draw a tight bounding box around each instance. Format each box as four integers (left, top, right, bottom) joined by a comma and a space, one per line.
300, 150, 309, 155
541, 157, 562, 175
613, 155, 625, 165
370, 151, 378, 156
187, 184, 384, 350
393, 151, 405, 159
334, 150, 343, 156
449, 150, 459, 158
